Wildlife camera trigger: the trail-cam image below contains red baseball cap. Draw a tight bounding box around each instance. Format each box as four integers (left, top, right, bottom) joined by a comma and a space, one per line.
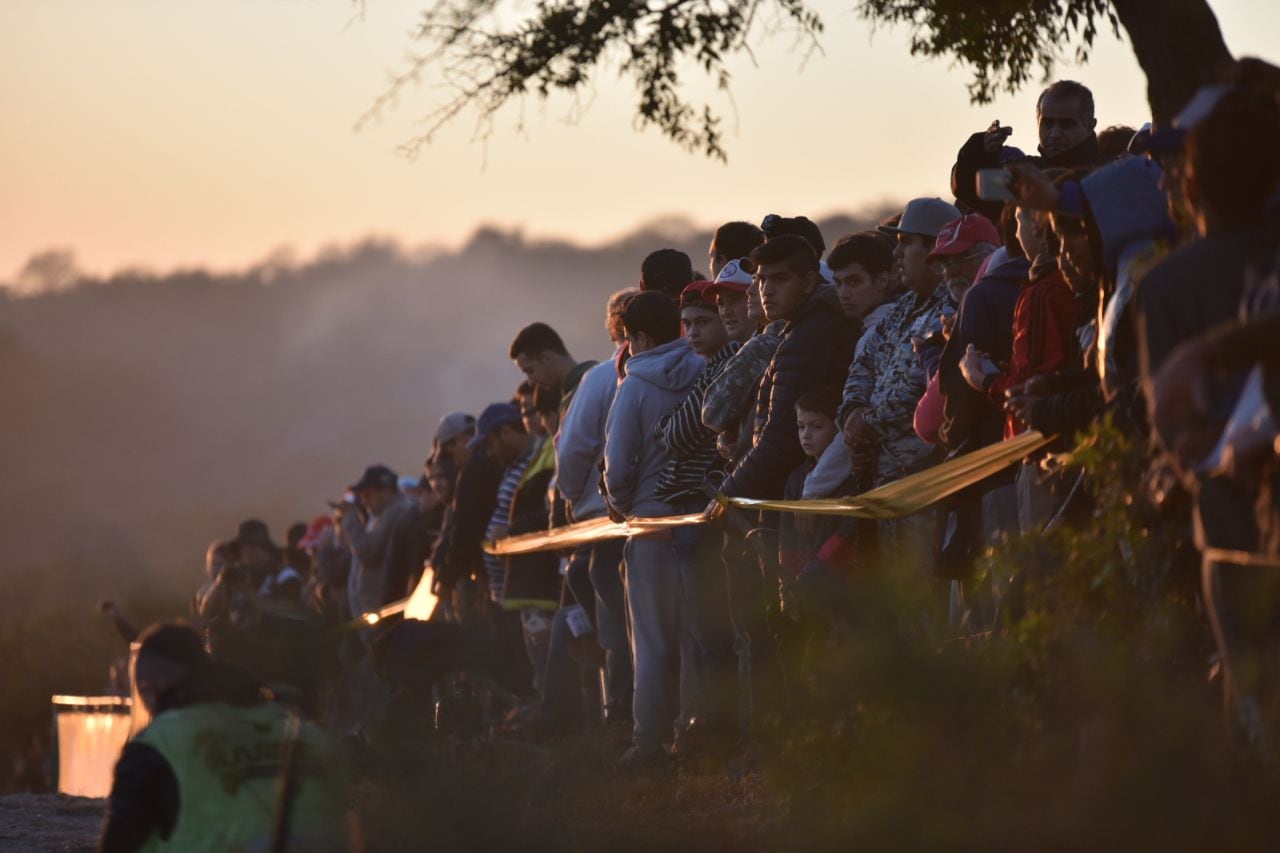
927, 214, 1001, 263
298, 515, 333, 549
680, 279, 718, 308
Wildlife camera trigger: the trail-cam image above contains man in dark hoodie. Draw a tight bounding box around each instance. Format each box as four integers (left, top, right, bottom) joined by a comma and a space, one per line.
951, 80, 1100, 220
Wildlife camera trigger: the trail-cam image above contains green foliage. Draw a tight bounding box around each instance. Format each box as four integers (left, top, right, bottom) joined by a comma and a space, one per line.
372, 0, 1127, 159
858, 0, 1119, 104
363, 0, 824, 161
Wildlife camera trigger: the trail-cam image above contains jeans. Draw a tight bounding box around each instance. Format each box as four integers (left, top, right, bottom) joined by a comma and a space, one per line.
587, 538, 632, 710
624, 533, 682, 750
673, 510, 738, 732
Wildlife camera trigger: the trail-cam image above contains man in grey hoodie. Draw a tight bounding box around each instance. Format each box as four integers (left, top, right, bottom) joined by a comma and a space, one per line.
603, 291, 705, 767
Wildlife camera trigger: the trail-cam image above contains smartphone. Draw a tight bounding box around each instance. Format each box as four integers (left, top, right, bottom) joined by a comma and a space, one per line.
976, 168, 1015, 202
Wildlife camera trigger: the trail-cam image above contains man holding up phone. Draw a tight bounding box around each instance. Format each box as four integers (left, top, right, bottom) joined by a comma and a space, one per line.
951, 80, 1100, 219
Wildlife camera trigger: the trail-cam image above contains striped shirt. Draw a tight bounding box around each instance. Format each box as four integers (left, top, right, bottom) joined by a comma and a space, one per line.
483, 443, 536, 602
653, 342, 741, 503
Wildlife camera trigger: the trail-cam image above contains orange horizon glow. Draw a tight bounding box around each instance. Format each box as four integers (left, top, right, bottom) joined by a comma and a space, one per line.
2, 0, 1277, 285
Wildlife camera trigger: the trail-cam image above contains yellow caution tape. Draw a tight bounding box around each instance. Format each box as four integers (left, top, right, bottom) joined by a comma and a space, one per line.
730, 430, 1054, 519
482, 431, 1053, 557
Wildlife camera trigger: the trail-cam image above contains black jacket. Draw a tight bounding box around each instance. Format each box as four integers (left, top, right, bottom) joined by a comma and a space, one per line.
433, 447, 502, 588
951, 131, 1100, 220
938, 255, 1030, 459
723, 286, 857, 500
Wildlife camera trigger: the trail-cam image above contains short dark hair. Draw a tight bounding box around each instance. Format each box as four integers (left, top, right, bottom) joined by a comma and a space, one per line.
762, 215, 825, 256
827, 232, 893, 277
1187, 89, 1280, 225
795, 386, 840, 421
998, 203, 1024, 260
712, 221, 765, 261
509, 322, 568, 361
621, 291, 682, 345
1037, 80, 1095, 121
640, 249, 694, 298
137, 622, 206, 668
749, 234, 819, 277
514, 380, 534, 406
1097, 125, 1137, 159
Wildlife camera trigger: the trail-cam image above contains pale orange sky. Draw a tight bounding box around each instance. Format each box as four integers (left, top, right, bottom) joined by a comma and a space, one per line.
2, 0, 1277, 282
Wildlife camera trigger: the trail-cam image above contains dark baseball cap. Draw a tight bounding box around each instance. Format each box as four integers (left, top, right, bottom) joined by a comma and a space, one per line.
349, 464, 398, 492
468, 402, 523, 451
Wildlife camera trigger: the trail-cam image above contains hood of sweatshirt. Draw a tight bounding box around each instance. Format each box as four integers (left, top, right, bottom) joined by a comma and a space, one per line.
1081, 156, 1175, 275
624, 336, 705, 392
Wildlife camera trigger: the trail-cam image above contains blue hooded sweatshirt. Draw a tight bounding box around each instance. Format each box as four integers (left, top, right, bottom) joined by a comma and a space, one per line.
603, 337, 705, 518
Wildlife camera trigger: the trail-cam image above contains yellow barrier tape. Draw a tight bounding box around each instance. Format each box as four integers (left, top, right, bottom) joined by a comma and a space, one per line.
483, 431, 1053, 557
730, 430, 1054, 519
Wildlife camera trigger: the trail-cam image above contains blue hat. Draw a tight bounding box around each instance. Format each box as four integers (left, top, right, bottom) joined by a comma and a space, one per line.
468, 403, 522, 450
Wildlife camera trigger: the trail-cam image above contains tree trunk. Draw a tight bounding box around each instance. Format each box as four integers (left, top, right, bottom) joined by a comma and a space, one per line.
1111, 0, 1233, 126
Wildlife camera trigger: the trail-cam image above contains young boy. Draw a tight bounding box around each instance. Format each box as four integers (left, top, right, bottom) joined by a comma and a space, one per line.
779, 387, 853, 578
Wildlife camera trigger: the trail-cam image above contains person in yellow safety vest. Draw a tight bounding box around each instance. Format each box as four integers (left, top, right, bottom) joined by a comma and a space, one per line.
98, 622, 354, 853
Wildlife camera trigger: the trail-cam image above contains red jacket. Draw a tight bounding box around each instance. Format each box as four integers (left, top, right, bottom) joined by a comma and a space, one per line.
988, 268, 1078, 438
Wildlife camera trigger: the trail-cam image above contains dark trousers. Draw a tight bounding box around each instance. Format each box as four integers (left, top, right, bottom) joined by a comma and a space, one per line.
587, 537, 632, 709
672, 503, 738, 733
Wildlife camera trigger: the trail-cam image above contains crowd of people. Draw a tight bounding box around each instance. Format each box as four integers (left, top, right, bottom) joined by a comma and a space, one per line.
100, 65, 1280, 850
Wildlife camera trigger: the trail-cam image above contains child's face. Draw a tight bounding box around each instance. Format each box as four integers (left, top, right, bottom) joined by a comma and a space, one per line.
796, 407, 838, 460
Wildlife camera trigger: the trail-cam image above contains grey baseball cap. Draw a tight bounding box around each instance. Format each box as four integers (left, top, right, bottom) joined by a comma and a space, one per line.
881, 198, 962, 239
435, 411, 477, 445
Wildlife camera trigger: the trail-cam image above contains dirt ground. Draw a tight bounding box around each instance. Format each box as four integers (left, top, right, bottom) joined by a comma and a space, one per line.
0, 794, 101, 852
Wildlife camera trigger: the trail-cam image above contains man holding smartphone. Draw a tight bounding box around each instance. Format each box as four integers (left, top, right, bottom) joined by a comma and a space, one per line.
950, 80, 1100, 219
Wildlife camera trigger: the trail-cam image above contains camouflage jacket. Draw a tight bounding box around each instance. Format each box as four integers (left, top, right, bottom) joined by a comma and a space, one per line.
701, 320, 787, 433
841, 282, 953, 484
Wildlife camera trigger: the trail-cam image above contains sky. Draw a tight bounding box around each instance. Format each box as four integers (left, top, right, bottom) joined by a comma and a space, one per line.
2, 0, 1277, 282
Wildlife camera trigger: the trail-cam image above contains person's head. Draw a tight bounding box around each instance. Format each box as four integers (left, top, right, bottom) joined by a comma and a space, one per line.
795, 387, 841, 461
434, 411, 477, 466
998, 203, 1026, 261
927, 214, 1000, 303
470, 402, 530, 467
350, 464, 399, 515
205, 539, 234, 581
678, 281, 730, 356
605, 288, 640, 347
761, 214, 826, 258
133, 622, 207, 714
514, 380, 541, 434
509, 322, 572, 391
235, 519, 277, 570
1183, 89, 1280, 234
1097, 124, 1138, 159
885, 198, 960, 297
285, 522, 307, 552
1036, 80, 1097, 158
707, 259, 755, 343
749, 235, 820, 322
1015, 206, 1046, 259
424, 455, 455, 502
297, 515, 333, 554
1049, 210, 1096, 294
639, 249, 694, 298
532, 383, 562, 436
621, 290, 681, 355
827, 232, 895, 322
709, 221, 765, 277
